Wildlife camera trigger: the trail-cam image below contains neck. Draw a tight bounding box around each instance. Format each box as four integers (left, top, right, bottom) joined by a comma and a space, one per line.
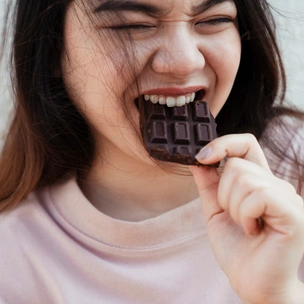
79, 154, 199, 222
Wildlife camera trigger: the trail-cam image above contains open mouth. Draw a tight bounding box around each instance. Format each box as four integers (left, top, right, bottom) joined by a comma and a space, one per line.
134, 89, 205, 109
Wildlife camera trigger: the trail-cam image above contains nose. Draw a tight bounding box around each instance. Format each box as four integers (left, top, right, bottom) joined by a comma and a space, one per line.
151, 23, 205, 77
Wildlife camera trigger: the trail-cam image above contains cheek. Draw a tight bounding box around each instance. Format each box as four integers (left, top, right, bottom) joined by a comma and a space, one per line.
61, 42, 140, 146
204, 32, 241, 115
208, 32, 241, 80
61, 23, 138, 103
61, 40, 132, 117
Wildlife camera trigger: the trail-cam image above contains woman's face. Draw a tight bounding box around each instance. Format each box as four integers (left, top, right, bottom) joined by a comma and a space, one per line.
61, 0, 241, 166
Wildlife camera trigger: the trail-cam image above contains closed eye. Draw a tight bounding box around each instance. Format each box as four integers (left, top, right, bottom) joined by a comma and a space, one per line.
197, 17, 233, 26
109, 24, 157, 31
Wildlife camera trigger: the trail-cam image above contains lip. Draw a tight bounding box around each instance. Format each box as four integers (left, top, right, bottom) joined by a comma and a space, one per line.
142, 86, 206, 97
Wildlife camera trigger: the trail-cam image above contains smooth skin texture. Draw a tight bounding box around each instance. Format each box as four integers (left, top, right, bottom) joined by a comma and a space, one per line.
191, 134, 304, 303
61, 0, 241, 220
60, 0, 304, 302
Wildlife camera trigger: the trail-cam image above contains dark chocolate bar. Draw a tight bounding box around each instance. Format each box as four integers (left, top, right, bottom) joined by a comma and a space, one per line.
140, 100, 218, 166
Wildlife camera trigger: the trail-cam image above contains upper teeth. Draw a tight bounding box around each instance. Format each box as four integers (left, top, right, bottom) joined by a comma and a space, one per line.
144, 92, 196, 107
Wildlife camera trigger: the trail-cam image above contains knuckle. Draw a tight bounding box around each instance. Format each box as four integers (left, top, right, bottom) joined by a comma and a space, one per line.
257, 186, 273, 197
295, 194, 304, 208
289, 210, 304, 235
244, 133, 258, 144
286, 182, 297, 193
237, 173, 255, 188
276, 177, 297, 194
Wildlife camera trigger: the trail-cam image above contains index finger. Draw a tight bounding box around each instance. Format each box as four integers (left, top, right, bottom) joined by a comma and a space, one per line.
195, 133, 271, 173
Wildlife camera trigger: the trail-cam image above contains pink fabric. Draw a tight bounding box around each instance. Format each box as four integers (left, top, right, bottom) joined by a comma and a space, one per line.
0, 124, 303, 303
0, 177, 241, 303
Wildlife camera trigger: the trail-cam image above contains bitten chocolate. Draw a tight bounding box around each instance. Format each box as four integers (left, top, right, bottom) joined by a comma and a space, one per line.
140, 100, 218, 166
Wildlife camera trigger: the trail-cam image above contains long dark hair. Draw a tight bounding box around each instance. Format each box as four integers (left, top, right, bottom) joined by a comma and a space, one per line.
0, 0, 303, 211
217, 0, 285, 136
0, 0, 94, 209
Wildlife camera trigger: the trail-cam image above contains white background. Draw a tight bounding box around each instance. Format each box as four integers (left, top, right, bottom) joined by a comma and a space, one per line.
0, 0, 304, 139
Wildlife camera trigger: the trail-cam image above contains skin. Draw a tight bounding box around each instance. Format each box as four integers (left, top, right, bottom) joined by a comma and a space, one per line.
61, 0, 241, 220
192, 135, 304, 303
61, 0, 304, 302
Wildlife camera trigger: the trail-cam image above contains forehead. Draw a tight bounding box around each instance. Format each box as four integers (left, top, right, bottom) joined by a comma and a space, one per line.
90, 0, 235, 16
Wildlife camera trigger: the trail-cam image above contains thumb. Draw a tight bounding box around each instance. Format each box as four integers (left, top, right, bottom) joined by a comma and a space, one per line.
190, 166, 223, 222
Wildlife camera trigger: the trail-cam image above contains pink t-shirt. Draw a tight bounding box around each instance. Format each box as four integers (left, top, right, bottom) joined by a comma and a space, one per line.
0, 123, 303, 303
0, 177, 242, 303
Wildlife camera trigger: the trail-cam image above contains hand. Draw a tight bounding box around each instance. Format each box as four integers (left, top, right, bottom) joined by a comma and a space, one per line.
190, 134, 304, 304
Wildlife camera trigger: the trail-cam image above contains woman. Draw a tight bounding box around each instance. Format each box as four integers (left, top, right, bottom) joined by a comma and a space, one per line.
0, 0, 304, 303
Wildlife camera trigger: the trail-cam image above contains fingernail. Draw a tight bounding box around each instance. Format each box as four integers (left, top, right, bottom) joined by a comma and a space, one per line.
195, 146, 212, 160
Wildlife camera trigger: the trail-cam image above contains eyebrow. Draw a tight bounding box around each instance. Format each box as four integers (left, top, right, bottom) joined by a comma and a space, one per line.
93, 0, 234, 16
93, 0, 164, 15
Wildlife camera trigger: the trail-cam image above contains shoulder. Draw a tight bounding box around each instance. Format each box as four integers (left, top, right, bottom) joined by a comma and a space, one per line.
261, 117, 304, 162
0, 191, 42, 236
0, 191, 47, 301
0, 176, 75, 302
0, 175, 77, 246
0, 187, 49, 235
0, 174, 77, 229
260, 117, 304, 195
